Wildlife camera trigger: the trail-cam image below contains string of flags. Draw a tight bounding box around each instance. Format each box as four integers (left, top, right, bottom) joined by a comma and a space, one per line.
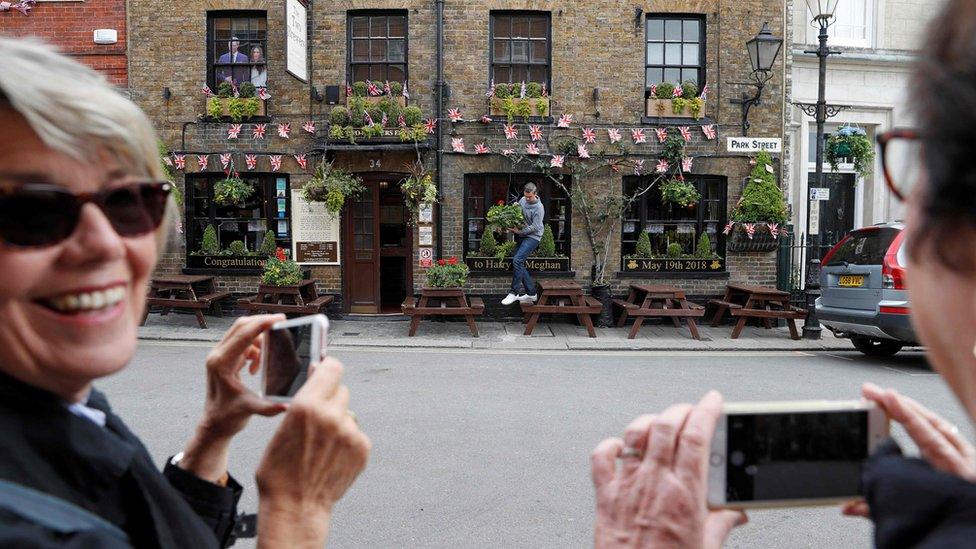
0, 0, 35, 15
723, 221, 784, 238
168, 152, 311, 173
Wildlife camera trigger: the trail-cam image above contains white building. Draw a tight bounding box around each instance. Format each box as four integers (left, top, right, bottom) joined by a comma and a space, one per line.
786, 0, 943, 251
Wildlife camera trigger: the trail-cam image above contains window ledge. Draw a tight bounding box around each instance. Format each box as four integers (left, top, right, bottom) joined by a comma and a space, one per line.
641, 115, 716, 126
469, 270, 577, 278
614, 271, 730, 280
182, 267, 264, 276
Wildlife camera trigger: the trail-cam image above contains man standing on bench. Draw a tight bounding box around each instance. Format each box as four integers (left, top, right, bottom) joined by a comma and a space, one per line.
501, 183, 545, 306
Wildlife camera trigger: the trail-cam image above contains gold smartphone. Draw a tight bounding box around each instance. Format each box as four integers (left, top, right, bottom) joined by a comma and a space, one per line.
707, 400, 889, 509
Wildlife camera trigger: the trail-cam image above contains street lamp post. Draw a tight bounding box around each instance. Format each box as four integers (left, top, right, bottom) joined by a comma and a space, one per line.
793, 0, 844, 339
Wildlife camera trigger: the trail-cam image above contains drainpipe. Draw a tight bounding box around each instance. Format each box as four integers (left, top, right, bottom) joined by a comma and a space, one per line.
435, 0, 445, 260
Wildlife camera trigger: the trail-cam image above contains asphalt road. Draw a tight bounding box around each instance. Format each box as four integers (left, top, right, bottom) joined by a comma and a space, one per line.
100, 343, 963, 548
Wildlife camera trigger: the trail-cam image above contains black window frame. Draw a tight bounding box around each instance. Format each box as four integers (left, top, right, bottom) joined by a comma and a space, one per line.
185, 172, 292, 259
347, 10, 409, 85
489, 11, 552, 91
464, 173, 571, 261
207, 11, 269, 91
621, 175, 727, 261
644, 14, 706, 99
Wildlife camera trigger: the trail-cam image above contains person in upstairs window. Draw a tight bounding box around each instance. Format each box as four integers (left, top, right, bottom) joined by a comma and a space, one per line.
216, 37, 248, 86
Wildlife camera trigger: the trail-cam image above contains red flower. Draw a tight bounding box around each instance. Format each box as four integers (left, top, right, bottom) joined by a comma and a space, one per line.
275, 247, 286, 261
497, 200, 505, 206
448, 256, 458, 265
437, 259, 446, 266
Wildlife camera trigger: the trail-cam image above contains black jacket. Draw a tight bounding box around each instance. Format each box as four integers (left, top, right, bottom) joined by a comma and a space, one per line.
865, 439, 976, 548
0, 371, 242, 547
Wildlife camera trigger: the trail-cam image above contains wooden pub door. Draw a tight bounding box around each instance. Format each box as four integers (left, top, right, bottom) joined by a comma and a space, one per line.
342, 173, 412, 313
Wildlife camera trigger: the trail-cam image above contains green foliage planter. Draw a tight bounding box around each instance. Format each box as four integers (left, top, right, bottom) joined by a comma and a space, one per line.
425, 257, 470, 288
826, 126, 875, 179
206, 97, 265, 121
646, 80, 706, 119
485, 202, 525, 232
214, 177, 255, 207
301, 162, 366, 215
660, 178, 701, 208
262, 249, 303, 286
489, 82, 550, 121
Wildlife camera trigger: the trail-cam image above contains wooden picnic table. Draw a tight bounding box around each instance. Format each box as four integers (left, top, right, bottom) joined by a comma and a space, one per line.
142, 275, 230, 329
519, 280, 603, 338
237, 279, 334, 316
401, 287, 485, 337
613, 284, 706, 340
708, 282, 806, 340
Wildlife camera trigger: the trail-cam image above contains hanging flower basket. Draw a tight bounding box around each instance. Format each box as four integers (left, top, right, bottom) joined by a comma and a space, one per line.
728, 229, 778, 253
213, 177, 255, 207
826, 126, 875, 179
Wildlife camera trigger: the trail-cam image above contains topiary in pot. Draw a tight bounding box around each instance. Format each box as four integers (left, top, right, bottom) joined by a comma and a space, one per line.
634, 231, 652, 258
525, 82, 543, 98
402, 105, 423, 127
217, 82, 234, 98
681, 81, 698, 99
200, 224, 219, 254
330, 106, 350, 127
695, 232, 712, 258
666, 242, 683, 258
351, 81, 368, 97
655, 82, 675, 100
258, 230, 276, 256
238, 82, 256, 98
366, 106, 384, 125
729, 151, 788, 252
479, 228, 498, 257
227, 240, 248, 256
494, 83, 511, 99
537, 224, 556, 257
389, 81, 403, 96
348, 96, 368, 128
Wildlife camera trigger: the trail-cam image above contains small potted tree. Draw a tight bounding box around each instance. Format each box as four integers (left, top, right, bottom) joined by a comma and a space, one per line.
490, 82, 551, 121
727, 151, 788, 252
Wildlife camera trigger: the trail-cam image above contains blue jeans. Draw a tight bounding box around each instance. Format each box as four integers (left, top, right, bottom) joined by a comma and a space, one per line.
510, 237, 540, 295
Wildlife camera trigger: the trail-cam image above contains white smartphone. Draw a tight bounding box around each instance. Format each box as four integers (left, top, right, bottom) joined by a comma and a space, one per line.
261, 314, 329, 402
707, 400, 889, 509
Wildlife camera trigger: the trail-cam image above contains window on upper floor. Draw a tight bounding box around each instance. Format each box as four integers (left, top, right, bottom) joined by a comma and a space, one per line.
490, 12, 551, 90
809, 0, 874, 48
645, 15, 705, 97
348, 11, 408, 83
208, 12, 268, 90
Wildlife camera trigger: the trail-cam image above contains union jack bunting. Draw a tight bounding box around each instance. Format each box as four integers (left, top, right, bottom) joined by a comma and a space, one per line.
525, 143, 540, 155
173, 155, 186, 170
363, 111, 375, 126
163, 156, 173, 167
744, 223, 756, 239
474, 143, 490, 154
293, 154, 307, 170
201, 85, 214, 97
257, 88, 270, 100
302, 121, 316, 134
577, 144, 590, 159
219, 153, 232, 171
197, 155, 209, 170
655, 128, 668, 143
768, 223, 780, 238
448, 108, 463, 122
529, 125, 543, 141
384, 81, 392, 96
486, 79, 496, 98
655, 159, 669, 173
230, 81, 240, 98
673, 85, 682, 98
252, 124, 266, 139
381, 112, 389, 127
607, 128, 622, 143
541, 83, 548, 98
366, 80, 381, 96
269, 155, 283, 172
679, 126, 692, 142
402, 80, 409, 99
480, 115, 492, 124
397, 114, 406, 128
608, 159, 620, 173
424, 118, 438, 134
504, 124, 518, 140
633, 159, 645, 176
451, 138, 465, 153
723, 222, 735, 235
582, 127, 596, 144
550, 155, 564, 168
682, 157, 694, 173
701, 124, 717, 140
631, 128, 647, 144
245, 154, 257, 170
557, 114, 573, 128
501, 149, 516, 157
227, 124, 242, 139
519, 81, 527, 98
650, 84, 657, 97
278, 123, 291, 139
700, 84, 709, 100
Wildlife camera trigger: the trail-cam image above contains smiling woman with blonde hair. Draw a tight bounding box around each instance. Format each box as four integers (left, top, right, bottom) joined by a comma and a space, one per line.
0, 37, 369, 547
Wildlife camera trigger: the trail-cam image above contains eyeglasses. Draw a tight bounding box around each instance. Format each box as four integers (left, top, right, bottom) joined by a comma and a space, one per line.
0, 182, 171, 247
877, 128, 921, 203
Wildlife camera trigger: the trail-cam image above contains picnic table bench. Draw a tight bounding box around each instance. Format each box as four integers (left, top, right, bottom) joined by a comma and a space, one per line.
401, 287, 485, 337
613, 284, 706, 340
708, 283, 807, 340
142, 275, 230, 329
520, 280, 603, 338
237, 280, 334, 316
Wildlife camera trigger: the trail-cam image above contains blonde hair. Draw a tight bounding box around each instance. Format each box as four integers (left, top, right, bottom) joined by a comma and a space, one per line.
0, 36, 173, 250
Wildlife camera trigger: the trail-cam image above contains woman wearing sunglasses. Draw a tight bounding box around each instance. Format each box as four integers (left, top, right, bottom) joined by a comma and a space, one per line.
0, 38, 369, 547
589, 1, 976, 546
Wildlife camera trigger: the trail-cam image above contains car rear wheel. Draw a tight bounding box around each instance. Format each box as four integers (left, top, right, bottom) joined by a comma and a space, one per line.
851, 336, 904, 357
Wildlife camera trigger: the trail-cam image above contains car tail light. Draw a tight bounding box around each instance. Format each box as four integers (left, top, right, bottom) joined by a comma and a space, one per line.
880, 306, 910, 315
882, 231, 907, 289
821, 234, 851, 266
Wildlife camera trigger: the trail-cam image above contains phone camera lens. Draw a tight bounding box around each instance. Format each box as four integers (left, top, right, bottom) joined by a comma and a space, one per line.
730, 451, 745, 466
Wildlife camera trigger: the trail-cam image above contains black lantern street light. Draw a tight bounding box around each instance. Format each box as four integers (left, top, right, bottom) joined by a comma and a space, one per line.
732, 22, 783, 136
793, 0, 847, 339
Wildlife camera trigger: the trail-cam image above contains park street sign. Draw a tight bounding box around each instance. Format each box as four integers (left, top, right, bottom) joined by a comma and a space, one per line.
727, 137, 782, 153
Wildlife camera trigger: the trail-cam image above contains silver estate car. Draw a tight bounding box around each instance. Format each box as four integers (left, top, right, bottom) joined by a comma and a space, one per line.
815, 223, 917, 356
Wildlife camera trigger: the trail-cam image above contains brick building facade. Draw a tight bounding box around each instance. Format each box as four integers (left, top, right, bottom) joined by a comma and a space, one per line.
1, 0, 128, 87
130, 0, 788, 318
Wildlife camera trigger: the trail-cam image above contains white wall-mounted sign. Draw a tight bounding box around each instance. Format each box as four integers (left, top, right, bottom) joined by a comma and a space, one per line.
809, 200, 821, 236
93, 29, 118, 45
727, 137, 782, 153
418, 203, 433, 224
810, 187, 830, 201
419, 226, 433, 246
285, 0, 308, 82
291, 189, 340, 264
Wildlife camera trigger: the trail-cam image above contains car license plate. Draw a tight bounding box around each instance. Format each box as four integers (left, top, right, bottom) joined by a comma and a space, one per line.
838, 275, 864, 287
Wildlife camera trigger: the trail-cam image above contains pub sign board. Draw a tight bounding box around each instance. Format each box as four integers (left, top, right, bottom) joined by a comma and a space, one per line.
465, 256, 570, 272
622, 257, 725, 273
187, 254, 267, 270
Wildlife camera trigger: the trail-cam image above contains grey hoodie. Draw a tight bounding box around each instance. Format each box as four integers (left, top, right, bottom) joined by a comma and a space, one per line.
517, 197, 545, 241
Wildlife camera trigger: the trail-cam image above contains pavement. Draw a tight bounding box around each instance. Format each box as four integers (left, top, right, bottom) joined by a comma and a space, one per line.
139, 311, 862, 351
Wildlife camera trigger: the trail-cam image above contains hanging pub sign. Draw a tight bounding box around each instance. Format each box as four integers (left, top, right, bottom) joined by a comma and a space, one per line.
622, 257, 726, 273
291, 188, 340, 264
285, 0, 308, 82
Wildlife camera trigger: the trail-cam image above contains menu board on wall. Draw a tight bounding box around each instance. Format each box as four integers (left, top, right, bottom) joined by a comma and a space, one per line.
291, 189, 340, 265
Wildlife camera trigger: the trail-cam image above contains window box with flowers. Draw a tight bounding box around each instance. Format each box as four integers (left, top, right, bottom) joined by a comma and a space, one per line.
205, 82, 266, 121
488, 82, 551, 122
645, 81, 706, 119
330, 84, 427, 144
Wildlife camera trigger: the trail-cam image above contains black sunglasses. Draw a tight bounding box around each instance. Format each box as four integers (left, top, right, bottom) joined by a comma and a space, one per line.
0, 182, 171, 247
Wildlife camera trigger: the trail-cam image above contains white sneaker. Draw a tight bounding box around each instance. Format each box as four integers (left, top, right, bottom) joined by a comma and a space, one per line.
519, 294, 537, 303
501, 293, 520, 305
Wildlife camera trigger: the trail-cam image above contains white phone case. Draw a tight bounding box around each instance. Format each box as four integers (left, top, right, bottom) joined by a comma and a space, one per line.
260, 314, 329, 402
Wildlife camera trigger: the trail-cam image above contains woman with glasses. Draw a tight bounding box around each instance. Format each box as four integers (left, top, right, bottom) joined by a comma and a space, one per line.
0, 38, 369, 547
589, 1, 976, 546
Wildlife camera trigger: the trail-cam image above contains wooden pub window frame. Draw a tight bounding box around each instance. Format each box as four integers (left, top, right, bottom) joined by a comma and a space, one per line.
488, 10, 552, 92
206, 10, 269, 91
644, 14, 706, 100
346, 10, 409, 85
